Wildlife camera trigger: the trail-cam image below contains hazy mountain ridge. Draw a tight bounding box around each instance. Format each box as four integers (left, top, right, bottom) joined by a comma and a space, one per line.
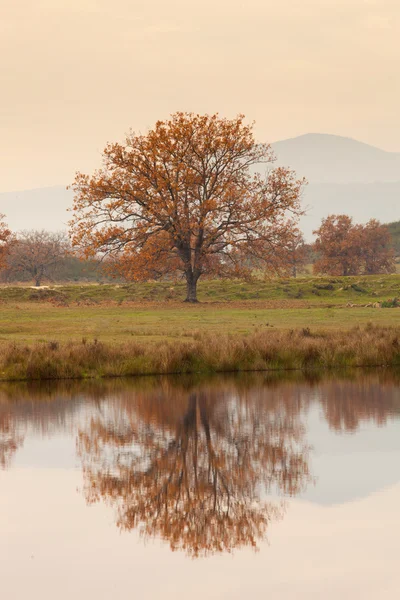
300, 181, 400, 238
273, 134, 400, 238
272, 133, 400, 184
1, 134, 399, 240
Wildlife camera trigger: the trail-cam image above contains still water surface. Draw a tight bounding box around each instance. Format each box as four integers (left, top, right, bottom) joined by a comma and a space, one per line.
1, 372, 400, 599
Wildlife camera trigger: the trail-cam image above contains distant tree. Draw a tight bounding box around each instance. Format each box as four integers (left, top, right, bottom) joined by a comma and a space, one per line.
360, 219, 395, 275
6, 230, 70, 286
288, 231, 307, 278
313, 215, 362, 276
386, 220, 400, 257
313, 215, 395, 276
70, 112, 305, 302
0, 214, 12, 270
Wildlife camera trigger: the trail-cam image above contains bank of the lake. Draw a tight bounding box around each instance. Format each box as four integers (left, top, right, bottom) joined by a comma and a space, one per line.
1, 277, 400, 380
1, 325, 400, 381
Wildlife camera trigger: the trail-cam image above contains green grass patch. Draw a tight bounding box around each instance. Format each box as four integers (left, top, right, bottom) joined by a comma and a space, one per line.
1, 273, 400, 305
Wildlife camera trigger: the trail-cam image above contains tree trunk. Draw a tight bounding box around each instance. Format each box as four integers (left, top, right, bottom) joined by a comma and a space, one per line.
184, 271, 199, 303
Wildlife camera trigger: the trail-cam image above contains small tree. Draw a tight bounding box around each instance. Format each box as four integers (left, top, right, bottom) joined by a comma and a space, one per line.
70, 112, 305, 302
289, 231, 308, 278
6, 230, 70, 286
361, 219, 395, 275
0, 214, 12, 270
313, 215, 395, 276
313, 215, 362, 276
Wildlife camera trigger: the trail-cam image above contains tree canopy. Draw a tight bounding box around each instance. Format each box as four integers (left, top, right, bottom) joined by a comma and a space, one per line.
70, 112, 305, 301
313, 215, 395, 276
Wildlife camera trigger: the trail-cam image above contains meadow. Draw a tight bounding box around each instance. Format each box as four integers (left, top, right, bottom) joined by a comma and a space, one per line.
0, 275, 399, 380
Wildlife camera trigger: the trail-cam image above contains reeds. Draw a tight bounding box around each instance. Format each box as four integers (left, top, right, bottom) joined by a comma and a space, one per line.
0, 324, 399, 381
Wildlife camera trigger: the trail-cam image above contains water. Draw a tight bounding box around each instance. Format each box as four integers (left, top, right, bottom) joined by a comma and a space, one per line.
1, 371, 400, 599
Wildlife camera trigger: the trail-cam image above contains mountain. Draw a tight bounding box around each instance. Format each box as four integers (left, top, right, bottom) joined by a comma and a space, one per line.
271, 134, 400, 238
1, 134, 399, 239
272, 133, 400, 184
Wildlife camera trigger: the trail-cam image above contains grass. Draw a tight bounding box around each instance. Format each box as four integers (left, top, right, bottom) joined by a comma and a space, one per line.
1, 272, 400, 304
0, 275, 400, 380
1, 303, 400, 346
0, 324, 399, 381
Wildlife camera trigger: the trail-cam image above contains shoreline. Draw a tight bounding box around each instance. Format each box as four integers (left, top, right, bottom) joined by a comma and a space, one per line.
1, 325, 399, 382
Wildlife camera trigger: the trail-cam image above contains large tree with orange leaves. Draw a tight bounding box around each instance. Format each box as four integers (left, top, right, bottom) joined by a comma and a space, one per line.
70, 113, 305, 302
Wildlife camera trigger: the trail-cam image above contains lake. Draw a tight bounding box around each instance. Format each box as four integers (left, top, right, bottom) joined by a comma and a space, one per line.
1, 371, 400, 599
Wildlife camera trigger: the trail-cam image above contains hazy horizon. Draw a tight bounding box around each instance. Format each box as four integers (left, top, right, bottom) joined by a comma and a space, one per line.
2, 131, 399, 240
1, 132, 398, 195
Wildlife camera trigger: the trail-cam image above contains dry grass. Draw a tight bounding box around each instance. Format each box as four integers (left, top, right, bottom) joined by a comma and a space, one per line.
0, 324, 399, 381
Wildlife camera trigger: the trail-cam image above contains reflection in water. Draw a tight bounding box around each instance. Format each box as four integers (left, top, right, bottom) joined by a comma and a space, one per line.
0, 413, 23, 469
1, 371, 400, 557
78, 388, 310, 556
319, 379, 400, 432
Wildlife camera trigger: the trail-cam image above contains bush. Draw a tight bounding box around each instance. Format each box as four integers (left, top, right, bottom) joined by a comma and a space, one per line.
381, 297, 400, 308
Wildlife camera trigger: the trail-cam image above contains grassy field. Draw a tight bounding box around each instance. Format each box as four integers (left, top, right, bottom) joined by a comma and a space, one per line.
1, 273, 400, 305
1, 302, 400, 345
0, 275, 399, 345
0, 276, 399, 380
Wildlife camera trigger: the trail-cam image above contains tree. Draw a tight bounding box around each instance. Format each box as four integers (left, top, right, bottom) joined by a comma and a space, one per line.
288, 231, 307, 278
78, 384, 310, 557
5, 230, 70, 286
360, 219, 395, 275
0, 214, 12, 270
313, 215, 395, 276
313, 215, 362, 276
386, 220, 400, 258
70, 112, 305, 302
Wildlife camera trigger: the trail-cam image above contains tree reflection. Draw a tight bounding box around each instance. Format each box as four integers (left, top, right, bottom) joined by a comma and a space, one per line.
318, 379, 400, 432
0, 380, 132, 468
0, 413, 24, 469
78, 386, 311, 557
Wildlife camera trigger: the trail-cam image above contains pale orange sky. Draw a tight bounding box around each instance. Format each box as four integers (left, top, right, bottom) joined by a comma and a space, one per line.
1, 0, 400, 192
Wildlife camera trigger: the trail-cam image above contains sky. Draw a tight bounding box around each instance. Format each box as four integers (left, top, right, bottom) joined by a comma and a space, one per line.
1, 0, 400, 192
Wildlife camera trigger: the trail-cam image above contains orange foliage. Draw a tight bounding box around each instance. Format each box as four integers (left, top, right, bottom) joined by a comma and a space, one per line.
313, 215, 395, 276
361, 219, 396, 275
70, 113, 305, 301
78, 386, 310, 557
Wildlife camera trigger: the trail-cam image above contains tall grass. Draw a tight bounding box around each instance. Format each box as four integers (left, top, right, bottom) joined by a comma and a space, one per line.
0, 324, 399, 381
